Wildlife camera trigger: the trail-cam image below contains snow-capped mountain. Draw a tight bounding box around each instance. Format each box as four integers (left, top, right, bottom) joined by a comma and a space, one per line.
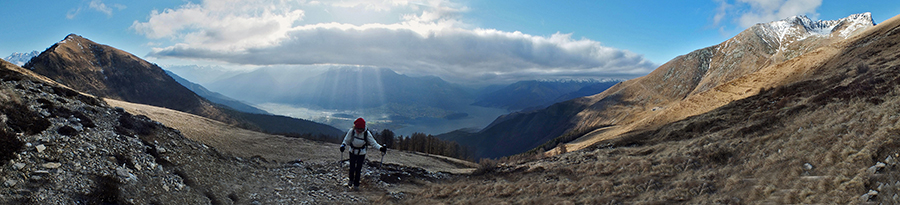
759, 12, 873, 47
3, 51, 39, 66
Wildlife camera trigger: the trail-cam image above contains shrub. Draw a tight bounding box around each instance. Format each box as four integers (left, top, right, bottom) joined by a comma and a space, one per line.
0, 128, 23, 165
1, 102, 50, 135
58, 125, 79, 136
473, 158, 498, 175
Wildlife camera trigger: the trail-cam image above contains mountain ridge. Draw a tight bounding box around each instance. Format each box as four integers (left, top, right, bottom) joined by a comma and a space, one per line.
472, 80, 620, 111
454, 13, 875, 159
24, 34, 342, 137
165, 69, 270, 114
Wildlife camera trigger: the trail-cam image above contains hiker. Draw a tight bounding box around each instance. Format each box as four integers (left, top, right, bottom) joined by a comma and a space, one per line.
340, 117, 386, 190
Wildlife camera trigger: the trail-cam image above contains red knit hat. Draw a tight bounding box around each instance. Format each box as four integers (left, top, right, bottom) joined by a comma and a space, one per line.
354, 118, 366, 129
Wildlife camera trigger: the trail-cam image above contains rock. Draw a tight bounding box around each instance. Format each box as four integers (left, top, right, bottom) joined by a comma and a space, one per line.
861, 190, 878, 202
13, 163, 26, 170
4, 179, 17, 187
867, 162, 886, 174
163, 185, 170, 192
803, 163, 813, 170
116, 167, 131, 178
42, 162, 62, 169
36, 144, 46, 153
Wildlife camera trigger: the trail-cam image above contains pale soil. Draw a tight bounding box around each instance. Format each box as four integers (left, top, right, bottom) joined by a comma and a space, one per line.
106, 99, 475, 174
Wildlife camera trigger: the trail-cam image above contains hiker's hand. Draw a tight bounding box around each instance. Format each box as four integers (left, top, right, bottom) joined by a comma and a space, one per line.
340, 145, 345, 152
380, 146, 387, 153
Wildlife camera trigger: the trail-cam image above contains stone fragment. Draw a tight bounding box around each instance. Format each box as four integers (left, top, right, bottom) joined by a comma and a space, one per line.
42, 162, 61, 169
4, 179, 16, 187
867, 162, 886, 174
116, 167, 135, 180
13, 163, 25, 170
35, 144, 46, 153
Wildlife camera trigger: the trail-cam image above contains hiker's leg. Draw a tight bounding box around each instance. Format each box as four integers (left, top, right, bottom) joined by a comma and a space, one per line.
348, 154, 358, 185
349, 154, 364, 187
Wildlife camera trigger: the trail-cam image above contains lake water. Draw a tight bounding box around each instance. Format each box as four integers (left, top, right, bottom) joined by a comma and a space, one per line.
255, 103, 510, 136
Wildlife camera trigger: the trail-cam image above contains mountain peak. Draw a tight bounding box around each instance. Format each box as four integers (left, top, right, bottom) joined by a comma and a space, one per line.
759, 12, 874, 42
58, 33, 85, 45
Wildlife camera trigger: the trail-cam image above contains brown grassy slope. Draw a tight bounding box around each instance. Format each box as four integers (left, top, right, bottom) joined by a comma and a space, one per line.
403, 14, 900, 204
106, 99, 476, 174
565, 15, 873, 153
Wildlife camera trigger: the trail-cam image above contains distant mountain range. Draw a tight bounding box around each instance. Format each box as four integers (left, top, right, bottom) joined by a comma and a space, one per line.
205, 65, 623, 120
23, 34, 341, 137
446, 13, 877, 159
208, 66, 476, 111
165, 70, 269, 115
473, 79, 621, 111
3, 51, 39, 66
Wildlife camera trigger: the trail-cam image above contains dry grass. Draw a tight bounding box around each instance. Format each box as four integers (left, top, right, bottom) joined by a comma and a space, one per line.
404, 78, 900, 204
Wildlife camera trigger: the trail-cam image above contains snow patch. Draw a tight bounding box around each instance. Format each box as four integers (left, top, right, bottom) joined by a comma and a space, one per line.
754, 12, 873, 54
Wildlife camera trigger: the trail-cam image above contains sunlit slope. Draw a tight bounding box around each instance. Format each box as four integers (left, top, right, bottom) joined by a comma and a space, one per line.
561, 13, 876, 153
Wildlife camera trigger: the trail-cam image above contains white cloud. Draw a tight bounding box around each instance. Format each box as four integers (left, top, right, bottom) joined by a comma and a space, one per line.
714, 0, 823, 28
67, 0, 126, 19
132, 0, 304, 51
134, 0, 656, 84
89, 0, 114, 16
66, 8, 82, 19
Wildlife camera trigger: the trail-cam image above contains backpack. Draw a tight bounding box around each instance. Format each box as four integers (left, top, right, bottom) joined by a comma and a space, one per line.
348, 129, 370, 149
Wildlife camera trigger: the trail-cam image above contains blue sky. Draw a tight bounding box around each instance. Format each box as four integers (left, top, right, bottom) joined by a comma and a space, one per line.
2, 0, 899, 84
